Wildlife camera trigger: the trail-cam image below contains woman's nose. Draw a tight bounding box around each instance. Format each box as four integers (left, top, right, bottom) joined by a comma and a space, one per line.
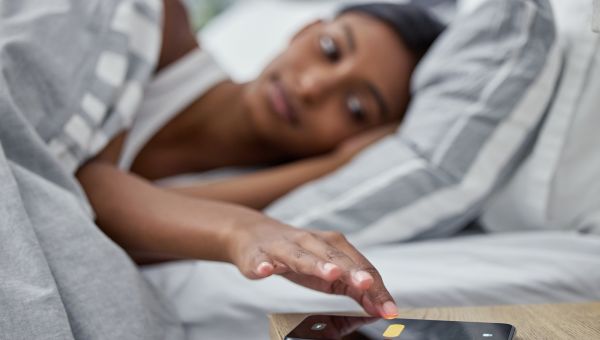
297, 69, 340, 104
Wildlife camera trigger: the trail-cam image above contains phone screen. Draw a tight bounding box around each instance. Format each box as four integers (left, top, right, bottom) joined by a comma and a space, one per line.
285, 315, 516, 340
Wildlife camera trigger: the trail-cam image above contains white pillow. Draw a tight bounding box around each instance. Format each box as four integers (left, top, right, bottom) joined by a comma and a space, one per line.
198, 0, 341, 82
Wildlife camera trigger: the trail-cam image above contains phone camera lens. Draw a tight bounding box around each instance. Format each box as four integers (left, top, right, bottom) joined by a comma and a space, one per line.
311, 323, 327, 331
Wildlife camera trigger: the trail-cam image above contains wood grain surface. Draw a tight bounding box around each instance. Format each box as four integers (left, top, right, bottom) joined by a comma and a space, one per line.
269, 302, 600, 340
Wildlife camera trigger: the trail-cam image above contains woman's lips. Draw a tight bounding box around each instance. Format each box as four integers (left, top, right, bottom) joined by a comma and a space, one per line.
267, 79, 299, 127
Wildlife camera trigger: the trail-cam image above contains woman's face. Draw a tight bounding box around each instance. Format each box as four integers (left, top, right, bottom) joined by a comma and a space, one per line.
243, 12, 416, 157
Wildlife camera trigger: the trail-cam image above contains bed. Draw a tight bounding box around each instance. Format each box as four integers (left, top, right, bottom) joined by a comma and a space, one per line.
141, 0, 600, 339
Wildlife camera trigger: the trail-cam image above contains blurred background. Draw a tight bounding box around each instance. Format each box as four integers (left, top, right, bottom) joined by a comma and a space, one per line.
183, 0, 238, 30
182, 0, 455, 82
183, 0, 359, 82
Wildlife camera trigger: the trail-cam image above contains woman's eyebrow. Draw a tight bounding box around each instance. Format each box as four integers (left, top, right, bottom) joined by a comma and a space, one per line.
342, 23, 356, 52
342, 23, 387, 119
366, 83, 389, 120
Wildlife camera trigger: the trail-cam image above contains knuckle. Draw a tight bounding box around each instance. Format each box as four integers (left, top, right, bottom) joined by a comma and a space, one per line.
325, 248, 347, 262
294, 256, 318, 273
292, 231, 315, 244
294, 248, 309, 259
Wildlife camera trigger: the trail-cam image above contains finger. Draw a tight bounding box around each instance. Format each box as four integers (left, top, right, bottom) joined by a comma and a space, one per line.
366, 282, 398, 319
360, 293, 380, 317
311, 231, 376, 290
347, 267, 397, 319
280, 271, 335, 293
322, 233, 398, 319
271, 260, 290, 275
293, 232, 363, 282
280, 271, 386, 319
244, 249, 274, 280
326, 279, 381, 317
356, 267, 398, 319
267, 242, 336, 282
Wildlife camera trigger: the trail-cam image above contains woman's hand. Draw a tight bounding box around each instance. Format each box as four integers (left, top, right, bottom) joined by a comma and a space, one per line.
224, 212, 399, 319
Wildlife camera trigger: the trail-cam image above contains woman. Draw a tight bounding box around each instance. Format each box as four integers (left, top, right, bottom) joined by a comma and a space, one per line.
76, 0, 444, 319
76, 0, 442, 320
98, 1, 444, 210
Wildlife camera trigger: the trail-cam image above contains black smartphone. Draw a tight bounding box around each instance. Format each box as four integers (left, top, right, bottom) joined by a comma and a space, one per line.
285, 314, 516, 340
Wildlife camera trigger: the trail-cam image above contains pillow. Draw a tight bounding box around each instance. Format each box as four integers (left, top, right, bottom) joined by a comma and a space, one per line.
265, 0, 559, 246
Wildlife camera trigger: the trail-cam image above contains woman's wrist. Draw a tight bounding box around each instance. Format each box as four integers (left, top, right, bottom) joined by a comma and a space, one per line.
210, 203, 269, 265
216, 206, 244, 265
329, 147, 356, 168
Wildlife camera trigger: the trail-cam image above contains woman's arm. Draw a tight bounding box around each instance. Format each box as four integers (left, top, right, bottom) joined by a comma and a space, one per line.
170, 153, 346, 210
158, 0, 199, 71
170, 125, 397, 210
75, 159, 398, 318
77, 160, 237, 262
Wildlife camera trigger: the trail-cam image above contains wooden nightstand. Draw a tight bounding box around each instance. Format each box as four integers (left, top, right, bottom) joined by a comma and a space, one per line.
269, 302, 600, 339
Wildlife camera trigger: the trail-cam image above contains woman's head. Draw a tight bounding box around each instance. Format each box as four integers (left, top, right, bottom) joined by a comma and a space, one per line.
242, 3, 444, 157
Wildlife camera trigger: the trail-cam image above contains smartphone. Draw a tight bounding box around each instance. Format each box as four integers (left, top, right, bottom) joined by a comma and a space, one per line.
285, 314, 516, 340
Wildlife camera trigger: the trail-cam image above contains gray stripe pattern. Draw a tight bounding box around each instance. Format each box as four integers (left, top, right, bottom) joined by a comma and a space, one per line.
5, 0, 165, 173
0, 1, 185, 338
267, 0, 560, 246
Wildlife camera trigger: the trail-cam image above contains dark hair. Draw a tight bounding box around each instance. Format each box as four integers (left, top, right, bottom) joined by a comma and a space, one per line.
338, 3, 445, 55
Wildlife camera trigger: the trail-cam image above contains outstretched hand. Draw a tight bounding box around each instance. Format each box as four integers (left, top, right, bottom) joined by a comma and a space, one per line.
225, 212, 399, 319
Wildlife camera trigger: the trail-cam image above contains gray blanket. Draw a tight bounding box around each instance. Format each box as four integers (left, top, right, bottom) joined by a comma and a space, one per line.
0, 0, 184, 338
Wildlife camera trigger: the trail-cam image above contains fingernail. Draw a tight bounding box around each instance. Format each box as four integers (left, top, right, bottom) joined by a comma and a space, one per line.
257, 262, 273, 275
382, 301, 399, 319
322, 262, 338, 274
353, 271, 374, 286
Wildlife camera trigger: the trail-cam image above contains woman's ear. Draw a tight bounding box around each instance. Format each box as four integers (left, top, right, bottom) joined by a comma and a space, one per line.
290, 19, 324, 43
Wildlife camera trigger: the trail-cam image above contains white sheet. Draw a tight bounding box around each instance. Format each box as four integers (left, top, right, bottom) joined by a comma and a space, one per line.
142, 231, 600, 339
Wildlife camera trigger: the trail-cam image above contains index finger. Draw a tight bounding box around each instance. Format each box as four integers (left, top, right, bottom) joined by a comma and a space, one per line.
318, 231, 398, 319
295, 231, 375, 289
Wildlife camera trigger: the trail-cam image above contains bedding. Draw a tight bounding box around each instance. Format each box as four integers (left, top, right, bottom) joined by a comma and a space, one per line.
264, 0, 559, 245
205, 0, 600, 241
143, 231, 600, 339
482, 0, 600, 235
1, 0, 595, 339
140, 0, 600, 339
0, 0, 184, 338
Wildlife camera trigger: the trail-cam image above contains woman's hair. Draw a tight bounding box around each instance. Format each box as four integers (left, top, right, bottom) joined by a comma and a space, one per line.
338, 2, 445, 56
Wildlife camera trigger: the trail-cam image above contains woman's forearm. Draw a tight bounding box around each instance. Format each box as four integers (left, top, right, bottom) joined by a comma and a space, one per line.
169, 124, 397, 210
170, 153, 348, 210
76, 160, 247, 262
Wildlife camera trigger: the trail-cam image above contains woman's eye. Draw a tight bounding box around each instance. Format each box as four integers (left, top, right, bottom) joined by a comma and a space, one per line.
319, 35, 340, 62
347, 96, 366, 123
